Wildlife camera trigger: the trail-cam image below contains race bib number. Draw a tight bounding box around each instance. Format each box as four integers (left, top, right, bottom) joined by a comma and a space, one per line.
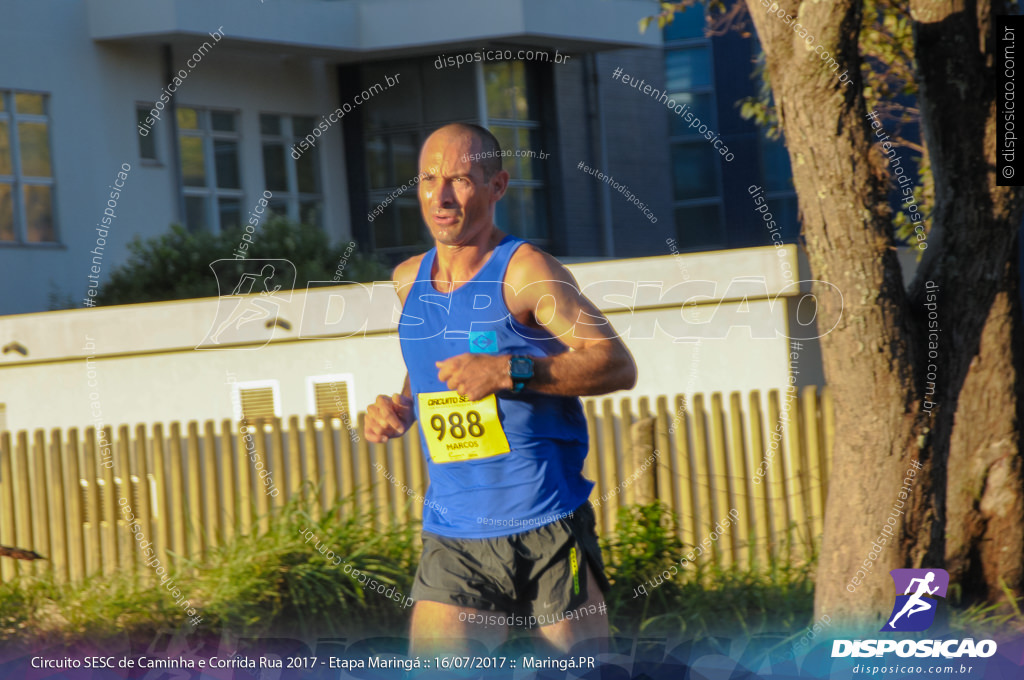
417, 391, 510, 463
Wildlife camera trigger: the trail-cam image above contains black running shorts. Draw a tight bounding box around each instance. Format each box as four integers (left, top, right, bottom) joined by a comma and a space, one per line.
411, 502, 609, 626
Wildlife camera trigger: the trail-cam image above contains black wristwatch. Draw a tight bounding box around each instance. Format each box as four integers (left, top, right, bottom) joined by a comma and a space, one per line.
509, 355, 534, 393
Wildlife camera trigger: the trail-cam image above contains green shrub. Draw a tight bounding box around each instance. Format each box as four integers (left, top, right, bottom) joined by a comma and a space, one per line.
7, 498, 1022, 647
0, 492, 419, 645
95, 217, 389, 306
601, 502, 816, 638
192, 491, 418, 639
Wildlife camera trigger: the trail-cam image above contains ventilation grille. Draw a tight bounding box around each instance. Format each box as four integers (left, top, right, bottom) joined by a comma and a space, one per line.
240, 386, 277, 420
314, 380, 350, 419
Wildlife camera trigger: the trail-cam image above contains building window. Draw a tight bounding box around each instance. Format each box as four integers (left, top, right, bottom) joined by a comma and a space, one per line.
260, 113, 323, 227
358, 57, 550, 256
0, 90, 57, 244
307, 373, 355, 421
664, 6, 724, 251
484, 61, 548, 244
759, 132, 799, 243
663, 3, 708, 41
230, 380, 281, 422
177, 107, 243, 233
136, 104, 159, 162
361, 59, 473, 255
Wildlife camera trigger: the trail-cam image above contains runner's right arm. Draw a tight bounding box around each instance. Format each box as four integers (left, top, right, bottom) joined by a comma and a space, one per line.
364, 258, 421, 443
365, 382, 414, 443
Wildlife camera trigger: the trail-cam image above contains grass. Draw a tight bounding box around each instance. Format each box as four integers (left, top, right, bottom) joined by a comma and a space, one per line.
2, 496, 1022, 649
188, 494, 418, 639
600, 502, 817, 639
946, 576, 1024, 637
0, 491, 420, 647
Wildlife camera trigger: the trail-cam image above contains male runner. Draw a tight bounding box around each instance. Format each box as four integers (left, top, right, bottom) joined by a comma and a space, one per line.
365, 123, 637, 656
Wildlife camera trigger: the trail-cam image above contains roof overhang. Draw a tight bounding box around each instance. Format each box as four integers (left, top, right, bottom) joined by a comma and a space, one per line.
87, 0, 663, 60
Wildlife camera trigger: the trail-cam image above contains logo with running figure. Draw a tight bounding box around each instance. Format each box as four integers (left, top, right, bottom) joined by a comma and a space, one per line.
196, 259, 296, 350
881, 569, 949, 632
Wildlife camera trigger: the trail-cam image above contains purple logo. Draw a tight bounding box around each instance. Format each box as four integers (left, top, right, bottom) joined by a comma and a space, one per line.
881, 568, 949, 632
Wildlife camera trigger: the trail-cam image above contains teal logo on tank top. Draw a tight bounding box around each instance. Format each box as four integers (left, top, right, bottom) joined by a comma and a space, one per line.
469, 330, 498, 353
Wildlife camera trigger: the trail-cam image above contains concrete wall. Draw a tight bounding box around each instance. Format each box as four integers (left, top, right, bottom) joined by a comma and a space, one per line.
0, 245, 826, 433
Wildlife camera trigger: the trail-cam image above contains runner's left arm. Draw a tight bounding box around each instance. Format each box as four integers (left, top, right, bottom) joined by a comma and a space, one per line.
436, 245, 637, 399
511, 247, 636, 396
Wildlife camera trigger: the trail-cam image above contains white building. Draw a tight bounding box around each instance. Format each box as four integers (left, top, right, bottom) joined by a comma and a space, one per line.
1, 0, 670, 316
1, 0, 850, 435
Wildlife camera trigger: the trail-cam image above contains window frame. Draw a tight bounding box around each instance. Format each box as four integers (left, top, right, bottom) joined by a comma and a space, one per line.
480, 61, 550, 247
757, 130, 799, 241
177, 106, 245, 234
0, 89, 60, 246
259, 113, 324, 227
364, 125, 442, 255
135, 102, 162, 165
663, 31, 726, 251
356, 57, 552, 257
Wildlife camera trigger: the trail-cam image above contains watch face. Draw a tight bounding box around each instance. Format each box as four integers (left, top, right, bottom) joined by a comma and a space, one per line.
510, 357, 533, 378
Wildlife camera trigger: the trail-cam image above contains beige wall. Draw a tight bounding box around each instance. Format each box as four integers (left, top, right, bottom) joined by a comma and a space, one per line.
0, 245, 827, 433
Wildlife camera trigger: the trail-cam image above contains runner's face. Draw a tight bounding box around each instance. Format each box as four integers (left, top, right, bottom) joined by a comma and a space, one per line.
418, 133, 500, 246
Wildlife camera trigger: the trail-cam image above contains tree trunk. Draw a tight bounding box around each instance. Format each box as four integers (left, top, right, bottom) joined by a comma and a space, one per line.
907, 0, 1024, 608
945, 249, 1024, 606
742, 0, 1024, 629
745, 0, 922, 628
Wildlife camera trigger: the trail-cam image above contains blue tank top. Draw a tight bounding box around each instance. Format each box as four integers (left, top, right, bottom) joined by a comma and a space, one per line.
398, 235, 592, 538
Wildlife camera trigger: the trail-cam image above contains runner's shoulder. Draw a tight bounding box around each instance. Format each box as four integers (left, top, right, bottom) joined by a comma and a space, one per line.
506, 242, 576, 290
393, 253, 426, 303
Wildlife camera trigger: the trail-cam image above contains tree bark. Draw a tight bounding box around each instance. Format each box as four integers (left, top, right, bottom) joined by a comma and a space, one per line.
742, 0, 1024, 628
907, 0, 1024, 608
0, 545, 44, 561
745, 0, 920, 628
945, 249, 1024, 606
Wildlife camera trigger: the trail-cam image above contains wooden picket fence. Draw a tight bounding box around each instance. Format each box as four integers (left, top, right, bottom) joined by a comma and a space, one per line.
0, 387, 833, 584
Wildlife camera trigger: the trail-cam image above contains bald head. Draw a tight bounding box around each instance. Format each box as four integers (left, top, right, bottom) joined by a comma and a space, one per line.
424, 123, 503, 180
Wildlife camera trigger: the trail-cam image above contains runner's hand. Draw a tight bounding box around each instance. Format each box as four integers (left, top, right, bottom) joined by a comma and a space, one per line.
365, 393, 414, 443
436, 354, 513, 402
